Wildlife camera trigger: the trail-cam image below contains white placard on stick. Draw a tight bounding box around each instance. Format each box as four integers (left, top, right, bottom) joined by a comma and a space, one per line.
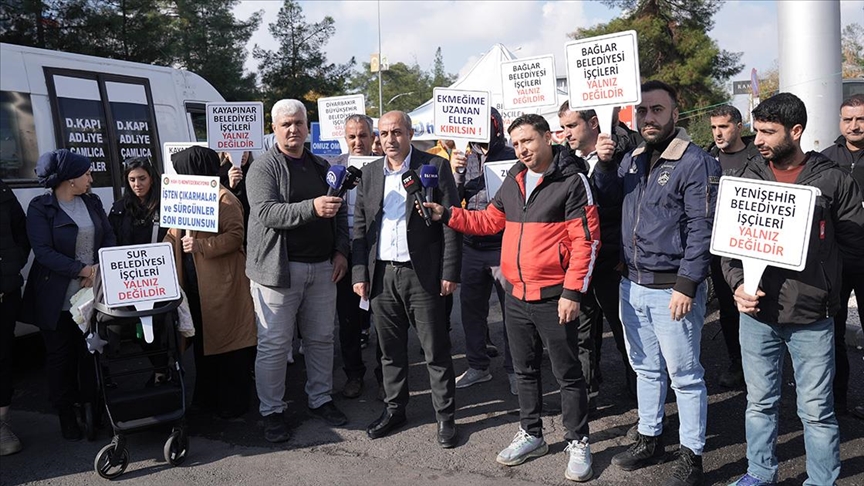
318, 95, 366, 141
710, 177, 821, 295
433, 88, 491, 147
206, 102, 264, 151
500, 55, 558, 110
565, 30, 641, 110
98, 243, 181, 343
483, 159, 519, 200
160, 174, 221, 233
162, 142, 207, 175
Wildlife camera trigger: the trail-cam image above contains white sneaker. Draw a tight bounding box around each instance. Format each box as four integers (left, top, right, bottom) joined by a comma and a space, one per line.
564, 437, 593, 482
0, 420, 22, 456
455, 368, 492, 389
508, 373, 518, 396
496, 428, 548, 466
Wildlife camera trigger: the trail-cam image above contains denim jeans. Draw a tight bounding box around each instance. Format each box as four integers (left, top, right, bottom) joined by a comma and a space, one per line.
619, 279, 708, 454
251, 260, 337, 415
739, 314, 840, 485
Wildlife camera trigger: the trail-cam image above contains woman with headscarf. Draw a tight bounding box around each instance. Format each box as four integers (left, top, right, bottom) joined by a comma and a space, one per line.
21, 149, 116, 441
165, 146, 256, 419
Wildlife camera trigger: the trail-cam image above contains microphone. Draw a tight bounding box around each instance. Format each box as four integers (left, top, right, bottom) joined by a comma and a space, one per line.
418, 164, 439, 203
401, 169, 431, 227
336, 166, 362, 198
326, 165, 347, 196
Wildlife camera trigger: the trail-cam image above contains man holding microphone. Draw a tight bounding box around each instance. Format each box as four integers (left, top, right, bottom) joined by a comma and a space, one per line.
423, 114, 600, 482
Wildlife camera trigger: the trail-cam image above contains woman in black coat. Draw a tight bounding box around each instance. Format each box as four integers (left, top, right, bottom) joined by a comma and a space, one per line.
21, 150, 116, 441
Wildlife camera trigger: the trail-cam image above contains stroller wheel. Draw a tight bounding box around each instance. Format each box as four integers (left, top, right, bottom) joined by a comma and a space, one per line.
164, 429, 189, 466
94, 443, 129, 479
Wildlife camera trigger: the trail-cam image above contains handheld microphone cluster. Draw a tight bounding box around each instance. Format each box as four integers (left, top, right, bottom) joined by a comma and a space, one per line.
326, 165, 363, 197
401, 169, 432, 226
418, 164, 439, 203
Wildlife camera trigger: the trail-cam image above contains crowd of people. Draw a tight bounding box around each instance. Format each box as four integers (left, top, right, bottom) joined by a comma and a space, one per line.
0, 83, 862, 486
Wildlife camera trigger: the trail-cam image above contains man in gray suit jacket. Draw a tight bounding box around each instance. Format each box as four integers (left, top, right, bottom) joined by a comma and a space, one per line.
352, 111, 462, 448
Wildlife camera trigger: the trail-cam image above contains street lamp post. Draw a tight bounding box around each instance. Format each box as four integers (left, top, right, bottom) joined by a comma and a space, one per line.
377, 0, 383, 117
387, 92, 414, 105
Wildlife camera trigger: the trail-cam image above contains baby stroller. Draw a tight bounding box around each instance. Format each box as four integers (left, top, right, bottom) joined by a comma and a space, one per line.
88, 277, 188, 480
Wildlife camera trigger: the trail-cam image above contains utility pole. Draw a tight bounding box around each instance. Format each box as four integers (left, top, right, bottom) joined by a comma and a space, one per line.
377, 0, 384, 118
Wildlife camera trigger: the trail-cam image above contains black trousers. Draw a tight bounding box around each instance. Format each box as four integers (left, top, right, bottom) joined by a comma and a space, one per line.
833, 269, 863, 407
187, 288, 254, 416
710, 256, 741, 362
578, 263, 632, 392
41, 312, 96, 410
0, 289, 21, 408
336, 253, 371, 380
371, 262, 455, 422
505, 293, 589, 441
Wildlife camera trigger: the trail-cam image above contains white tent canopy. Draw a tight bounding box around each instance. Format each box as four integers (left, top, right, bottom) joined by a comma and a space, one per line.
407, 44, 567, 141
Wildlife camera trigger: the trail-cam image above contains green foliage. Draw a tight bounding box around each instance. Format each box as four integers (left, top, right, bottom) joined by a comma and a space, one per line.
346, 47, 457, 118
253, 0, 355, 122
572, 0, 743, 131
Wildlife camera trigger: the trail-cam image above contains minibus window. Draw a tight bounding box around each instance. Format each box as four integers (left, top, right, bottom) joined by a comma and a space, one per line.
0, 91, 40, 182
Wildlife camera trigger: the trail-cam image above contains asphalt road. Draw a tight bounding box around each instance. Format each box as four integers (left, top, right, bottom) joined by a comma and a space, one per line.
1, 292, 862, 486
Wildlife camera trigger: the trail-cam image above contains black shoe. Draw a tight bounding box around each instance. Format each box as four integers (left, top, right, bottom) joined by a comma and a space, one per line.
342, 377, 364, 399
263, 412, 290, 443
663, 446, 703, 486
850, 404, 864, 420
486, 344, 500, 358
612, 432, 665, 471
308, 401, 348, 426
719, 361, 745, 388
59, 407, 82, 441
366, 409, 406, 439
437, 419, 458, 448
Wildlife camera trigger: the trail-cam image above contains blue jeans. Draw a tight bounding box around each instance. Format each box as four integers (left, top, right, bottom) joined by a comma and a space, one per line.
619, 279, 708, 454
739, 314, 840, 485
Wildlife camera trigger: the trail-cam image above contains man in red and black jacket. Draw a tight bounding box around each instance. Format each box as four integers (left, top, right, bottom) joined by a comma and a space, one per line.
425, 114, 600, 482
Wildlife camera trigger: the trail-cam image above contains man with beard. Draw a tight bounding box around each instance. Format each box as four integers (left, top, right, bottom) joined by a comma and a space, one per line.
723, 93, 864, 485
821, 93, 864, 419
706, 105, 763, 389
593, 81, 720, 486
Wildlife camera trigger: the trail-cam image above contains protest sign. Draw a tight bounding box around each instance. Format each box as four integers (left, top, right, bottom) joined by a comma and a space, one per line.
483, 159, 519, 200
98, 242, 180, 342
311, 122, 343, 156
206, 102, 264, 151
500, 55, 558, 110
433, 88, 491, 151
564, 30, 641, 134
160, 174, 221, 233
318, 95, 366, 141
710, 177, 821, 295
162, 142, 207, 175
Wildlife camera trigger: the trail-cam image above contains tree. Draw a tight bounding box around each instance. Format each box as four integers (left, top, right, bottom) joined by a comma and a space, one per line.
571, 0, 743, 130
172, 0, 262, 101
253, 0, 354, 122
346, 47, 457, 118
842, 23, 864, 79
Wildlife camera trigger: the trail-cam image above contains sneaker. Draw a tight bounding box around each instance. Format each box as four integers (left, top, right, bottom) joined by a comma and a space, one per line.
727, 473, 776, 485
263, 412, 290, 443
308, 401, 348, 426
508, 373, 519, 396
611, 432, 665, 471
496, 428, 549, 466
342, 377, 364, 399
0, 420, 23, 456
564, 437, 593, 482
455, 368, 492, 389
663, 446, 702, 486
719, 361, 744, 388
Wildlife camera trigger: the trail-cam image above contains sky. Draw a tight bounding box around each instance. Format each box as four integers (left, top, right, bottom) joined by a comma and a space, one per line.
234, 0, 864, 87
